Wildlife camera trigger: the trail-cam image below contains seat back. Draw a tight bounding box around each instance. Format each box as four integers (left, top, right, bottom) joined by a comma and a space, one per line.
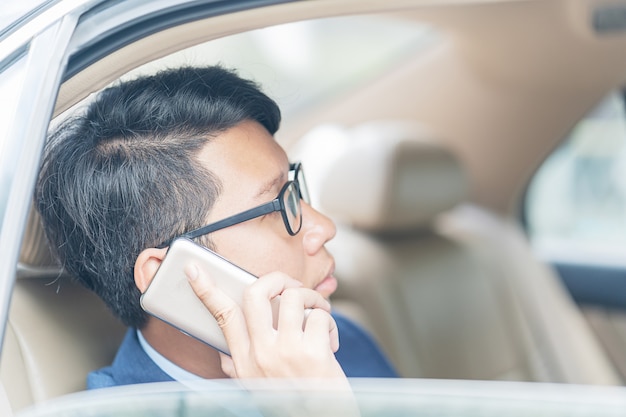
0, 207, 126, 412
295, 121, 619, 384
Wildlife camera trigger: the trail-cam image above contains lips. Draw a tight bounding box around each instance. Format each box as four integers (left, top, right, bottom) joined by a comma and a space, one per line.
314, 263, 338, 298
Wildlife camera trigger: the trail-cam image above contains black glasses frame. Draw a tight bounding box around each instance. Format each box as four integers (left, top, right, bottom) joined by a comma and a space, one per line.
157, 163, 306, 249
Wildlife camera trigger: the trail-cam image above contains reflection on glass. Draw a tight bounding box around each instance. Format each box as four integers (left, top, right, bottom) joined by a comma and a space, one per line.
16, 379, 626, 417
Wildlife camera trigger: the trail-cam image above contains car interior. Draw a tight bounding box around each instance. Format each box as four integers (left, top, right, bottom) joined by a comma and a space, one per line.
4, 0, 626, 414
294, 120, 618, 383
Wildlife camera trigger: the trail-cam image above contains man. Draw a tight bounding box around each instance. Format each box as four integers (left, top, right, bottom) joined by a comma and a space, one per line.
36, 66, 396, 387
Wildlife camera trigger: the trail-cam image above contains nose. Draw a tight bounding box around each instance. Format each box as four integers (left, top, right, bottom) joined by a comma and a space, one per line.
300, 201, 336, 255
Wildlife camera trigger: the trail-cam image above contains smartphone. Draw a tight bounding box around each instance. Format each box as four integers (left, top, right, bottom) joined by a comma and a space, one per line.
140, 237, 258, 355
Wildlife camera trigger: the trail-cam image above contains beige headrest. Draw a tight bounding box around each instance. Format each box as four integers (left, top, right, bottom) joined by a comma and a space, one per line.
295, 121, 467, 232
18, 206, 59, 276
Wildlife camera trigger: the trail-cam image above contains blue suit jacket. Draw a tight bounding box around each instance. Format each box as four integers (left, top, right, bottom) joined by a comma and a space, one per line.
88, 313, 397, 388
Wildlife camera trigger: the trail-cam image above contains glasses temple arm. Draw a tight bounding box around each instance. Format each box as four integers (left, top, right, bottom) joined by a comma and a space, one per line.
178, 200, 281, 242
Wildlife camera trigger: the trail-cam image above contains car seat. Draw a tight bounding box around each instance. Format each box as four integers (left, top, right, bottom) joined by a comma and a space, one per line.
293, 121, 620, 384
0, 207, 126, 411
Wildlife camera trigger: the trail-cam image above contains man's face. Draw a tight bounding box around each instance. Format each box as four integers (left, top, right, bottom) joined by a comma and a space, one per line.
196, 120, 338, 298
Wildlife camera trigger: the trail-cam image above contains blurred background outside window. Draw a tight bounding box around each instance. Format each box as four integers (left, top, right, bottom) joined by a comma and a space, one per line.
123, 15, 436, 122
526, 92, 626, 267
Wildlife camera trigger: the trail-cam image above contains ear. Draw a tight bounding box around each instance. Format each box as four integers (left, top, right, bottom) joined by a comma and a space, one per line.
134, 247, 168, 293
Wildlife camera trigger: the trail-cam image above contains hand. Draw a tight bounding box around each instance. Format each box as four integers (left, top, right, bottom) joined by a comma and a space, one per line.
185, 264, 347, 381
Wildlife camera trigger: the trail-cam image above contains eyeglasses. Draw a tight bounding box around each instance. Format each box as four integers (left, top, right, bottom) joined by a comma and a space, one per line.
157, 163, 309, 248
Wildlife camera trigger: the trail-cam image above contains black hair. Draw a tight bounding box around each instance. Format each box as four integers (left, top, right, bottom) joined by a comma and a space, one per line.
35, 66, 281, 328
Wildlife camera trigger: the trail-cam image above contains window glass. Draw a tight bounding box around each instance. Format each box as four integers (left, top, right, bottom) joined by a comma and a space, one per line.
525, 92, 626, 265
0, 0, 51, 35
0, 52, 27, 151
0, 51, 28, 217
122, 14, 436, 120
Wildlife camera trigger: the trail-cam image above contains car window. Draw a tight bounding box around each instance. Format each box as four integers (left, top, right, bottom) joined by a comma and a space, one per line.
120, 14, 436, 121
525, 92, 626, 266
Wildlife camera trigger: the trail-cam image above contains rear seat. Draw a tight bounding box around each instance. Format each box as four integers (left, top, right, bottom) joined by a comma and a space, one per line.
0, 208, 126, 412
294, 121, 620, 384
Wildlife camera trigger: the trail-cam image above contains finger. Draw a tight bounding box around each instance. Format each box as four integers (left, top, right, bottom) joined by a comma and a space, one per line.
241, 272, 303, 337
219, 352, 237, 378
302, 308, 340, 353
276, 287, 331, 335
185, 263, 250, 358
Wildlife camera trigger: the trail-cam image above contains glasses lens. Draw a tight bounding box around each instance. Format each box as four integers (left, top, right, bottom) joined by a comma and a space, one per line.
283, 182, 301, 234
295, 165, 310, 204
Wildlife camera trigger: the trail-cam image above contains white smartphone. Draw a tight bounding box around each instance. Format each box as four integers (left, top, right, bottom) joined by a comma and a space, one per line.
140, 237, 259, 355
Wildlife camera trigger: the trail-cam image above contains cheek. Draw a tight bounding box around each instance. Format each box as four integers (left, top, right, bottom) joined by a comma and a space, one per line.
212, 225, 307, 281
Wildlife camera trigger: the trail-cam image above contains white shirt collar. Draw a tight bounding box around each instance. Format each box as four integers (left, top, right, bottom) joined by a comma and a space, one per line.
137, 329, 203, 383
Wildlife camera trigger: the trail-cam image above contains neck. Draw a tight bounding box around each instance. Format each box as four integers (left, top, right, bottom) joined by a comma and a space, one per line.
140, 317, 228, 379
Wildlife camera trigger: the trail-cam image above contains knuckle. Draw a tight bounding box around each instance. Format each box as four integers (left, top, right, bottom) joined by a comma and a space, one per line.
213, 306, 237, 329
263, 271, 289, 280
280, 287, 301, 300
193, 285, 212, 302
245, 280, 265, 298
307, 307, 329, 321
241, 286, 258, 306
260, 271, 296, 287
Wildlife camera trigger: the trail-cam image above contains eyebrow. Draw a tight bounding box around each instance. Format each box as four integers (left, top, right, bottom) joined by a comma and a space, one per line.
254, 170, 286, 200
